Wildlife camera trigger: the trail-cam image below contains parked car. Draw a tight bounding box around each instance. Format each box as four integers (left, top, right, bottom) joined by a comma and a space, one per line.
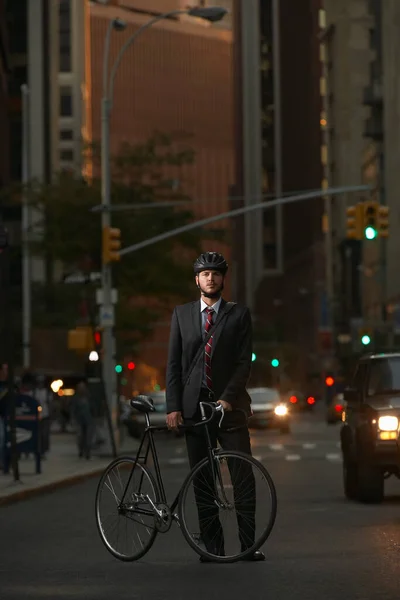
326, 393, 345, 424
248, 387, 290, 433
341, 352, 400, 503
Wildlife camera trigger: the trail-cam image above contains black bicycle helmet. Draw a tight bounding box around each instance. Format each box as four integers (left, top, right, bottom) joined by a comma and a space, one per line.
193, 251, 228, 274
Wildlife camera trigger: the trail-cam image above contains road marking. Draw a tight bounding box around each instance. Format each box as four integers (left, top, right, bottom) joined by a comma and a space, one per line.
326, 453, 341, 461
302, 443, 316, 449
168, 458, 186, 465
269, 444, 284, 451
253, 455, 262, 462
175, 446, 184, 454
285, 454, 301, 461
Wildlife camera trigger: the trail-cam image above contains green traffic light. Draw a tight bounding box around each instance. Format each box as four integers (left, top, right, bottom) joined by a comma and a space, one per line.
361, 335, 371, 346
365, 226, 377, 240
115, 364, 123, 373
271, 358, 280, 368
251, 353, 257, 362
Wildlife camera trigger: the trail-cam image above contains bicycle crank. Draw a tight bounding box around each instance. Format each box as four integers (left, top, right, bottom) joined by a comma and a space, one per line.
155, 503, 172, 533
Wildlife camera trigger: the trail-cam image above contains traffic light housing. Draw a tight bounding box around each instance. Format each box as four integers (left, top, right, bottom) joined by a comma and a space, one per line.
102, 226, 121, 264
377, 205, 389, 238
359, 328, 372, 346
346, 203, 364, 240
363, 201, 378, 240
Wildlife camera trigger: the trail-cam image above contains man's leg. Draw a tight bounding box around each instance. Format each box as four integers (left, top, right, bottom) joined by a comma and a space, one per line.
218, 424, 256, 551
185, 421, 224, 555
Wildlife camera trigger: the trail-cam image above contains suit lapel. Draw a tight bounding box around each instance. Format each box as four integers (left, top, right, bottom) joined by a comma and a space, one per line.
211, 298, 228, 355
191, 300, 202, 340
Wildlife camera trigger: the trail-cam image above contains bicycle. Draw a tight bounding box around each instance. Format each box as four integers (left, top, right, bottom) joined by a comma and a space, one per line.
95, 395, 277, 563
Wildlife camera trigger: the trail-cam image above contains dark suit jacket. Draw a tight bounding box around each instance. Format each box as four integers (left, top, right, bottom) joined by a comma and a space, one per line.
166, 298, 252, 418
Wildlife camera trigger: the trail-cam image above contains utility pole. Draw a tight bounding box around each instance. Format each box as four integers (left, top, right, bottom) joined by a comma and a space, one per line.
21, 84, 31, 369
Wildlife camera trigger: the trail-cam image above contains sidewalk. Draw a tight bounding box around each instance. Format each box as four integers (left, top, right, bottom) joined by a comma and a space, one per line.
0, 430, 141, 507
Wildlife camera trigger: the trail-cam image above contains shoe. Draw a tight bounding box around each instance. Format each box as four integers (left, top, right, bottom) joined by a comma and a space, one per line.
240, 550, 265, 562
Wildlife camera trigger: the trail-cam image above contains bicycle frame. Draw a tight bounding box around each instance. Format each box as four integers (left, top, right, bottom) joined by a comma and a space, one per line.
119, 407, 223, 516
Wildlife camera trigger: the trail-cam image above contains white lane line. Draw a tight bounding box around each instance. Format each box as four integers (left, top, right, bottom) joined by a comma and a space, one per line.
285, 454, 301, 461
168, 458, 186, 465
303, 443, 316, 449
326, 453, 341, 461
269, 444, 284, 451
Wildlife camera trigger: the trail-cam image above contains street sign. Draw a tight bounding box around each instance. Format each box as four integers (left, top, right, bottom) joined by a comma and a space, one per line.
96, 288, 118, 305
63, 272, 101, 284
100, 305, 115, 327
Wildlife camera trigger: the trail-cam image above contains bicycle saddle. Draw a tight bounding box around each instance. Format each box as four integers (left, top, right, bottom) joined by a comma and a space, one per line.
130, 395, 156, 413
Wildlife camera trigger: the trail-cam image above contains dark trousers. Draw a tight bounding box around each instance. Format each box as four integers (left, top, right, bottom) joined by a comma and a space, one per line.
185, 396, 256, 555
76, 420, 93, 458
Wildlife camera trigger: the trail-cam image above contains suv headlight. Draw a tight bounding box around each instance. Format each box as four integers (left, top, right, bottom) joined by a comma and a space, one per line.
378, 415, 399, 431
274, 404, 288, 417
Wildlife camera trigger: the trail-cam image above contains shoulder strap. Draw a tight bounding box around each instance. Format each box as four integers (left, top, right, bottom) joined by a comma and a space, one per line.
184, 302, 236, 387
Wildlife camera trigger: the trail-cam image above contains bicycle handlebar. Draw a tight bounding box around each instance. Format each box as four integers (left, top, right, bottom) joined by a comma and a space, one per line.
197, 401, 225, 428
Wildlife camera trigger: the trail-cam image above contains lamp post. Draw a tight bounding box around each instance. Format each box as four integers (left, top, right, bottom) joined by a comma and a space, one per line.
100, 6, 227, 454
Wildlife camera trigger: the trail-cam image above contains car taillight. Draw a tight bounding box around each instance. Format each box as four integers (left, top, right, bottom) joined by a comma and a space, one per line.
335, 404, 343, 412
289, 395, 297, 403
307, 397, 315, 405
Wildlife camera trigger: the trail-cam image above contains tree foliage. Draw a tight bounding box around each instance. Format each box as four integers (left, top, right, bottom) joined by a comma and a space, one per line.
4, 132, 226, 352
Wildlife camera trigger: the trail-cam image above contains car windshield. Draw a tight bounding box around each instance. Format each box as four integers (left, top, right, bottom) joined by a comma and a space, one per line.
367, 357, 400, 396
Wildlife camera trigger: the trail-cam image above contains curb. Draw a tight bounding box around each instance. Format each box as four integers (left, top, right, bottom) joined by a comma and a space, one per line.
0, 467, 105, 507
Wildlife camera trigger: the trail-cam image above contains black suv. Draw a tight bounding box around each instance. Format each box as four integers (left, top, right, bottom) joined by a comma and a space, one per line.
341, 352, 400, 503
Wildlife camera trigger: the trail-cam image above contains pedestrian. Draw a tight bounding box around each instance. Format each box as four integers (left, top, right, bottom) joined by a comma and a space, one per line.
70, 381, 95, 459
165, 251, 264, 562
34, 375, 52, 456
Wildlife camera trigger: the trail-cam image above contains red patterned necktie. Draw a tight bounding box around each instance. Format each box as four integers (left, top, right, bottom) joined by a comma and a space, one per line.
204, 307, 214, 390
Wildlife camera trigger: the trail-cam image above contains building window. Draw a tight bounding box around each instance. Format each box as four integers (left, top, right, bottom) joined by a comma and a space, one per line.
59, 0, 71, 72
319, 8, 326, 29
321, 145, 328, 166
60, 87, 73, 116
60, 149, 74, 162
320, 77, 327, 96
60, 129, 73, 141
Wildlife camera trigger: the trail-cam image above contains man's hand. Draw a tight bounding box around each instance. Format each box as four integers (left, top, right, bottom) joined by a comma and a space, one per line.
217, 400, 232, 412
166, 411, 183, 430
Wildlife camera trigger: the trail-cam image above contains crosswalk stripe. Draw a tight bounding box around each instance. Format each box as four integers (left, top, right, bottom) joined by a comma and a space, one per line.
285, 454, 301, 461
326, 453, 341, 461
168, 458, 186, 465
303, 443, 316, 449
269, 444, 284, 451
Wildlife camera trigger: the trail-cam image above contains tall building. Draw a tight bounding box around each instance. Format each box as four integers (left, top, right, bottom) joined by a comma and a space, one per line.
0, 0, 9, 190
234, 0, 323, 386
321, 0, 400, 354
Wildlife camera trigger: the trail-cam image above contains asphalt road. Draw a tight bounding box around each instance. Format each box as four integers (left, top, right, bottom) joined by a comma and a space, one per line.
1, 406, 400, 600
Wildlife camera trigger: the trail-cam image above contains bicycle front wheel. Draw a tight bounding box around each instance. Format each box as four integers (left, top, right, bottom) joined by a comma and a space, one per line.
178, 450, 277, 563
95, 456, 160, 561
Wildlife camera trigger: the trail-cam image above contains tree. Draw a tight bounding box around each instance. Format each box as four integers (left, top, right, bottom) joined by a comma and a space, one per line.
8, 132, 226, 354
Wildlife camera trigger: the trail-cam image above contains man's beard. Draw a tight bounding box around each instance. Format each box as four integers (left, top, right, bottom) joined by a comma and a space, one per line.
198, 281, 224, 299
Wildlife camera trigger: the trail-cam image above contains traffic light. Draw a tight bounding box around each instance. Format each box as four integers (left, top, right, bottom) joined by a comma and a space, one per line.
377, 205, 389, 238
325, 376, 335, 387
102, 226, 121, 264
363, 201, 378, 240
127, 361, 136, 371
251, 353, 257, 362
94, 329, 102, 347
271, 358, 280, 368
346, 203, 364, 239
361, 334, 371, 346
115, 364, 123, 374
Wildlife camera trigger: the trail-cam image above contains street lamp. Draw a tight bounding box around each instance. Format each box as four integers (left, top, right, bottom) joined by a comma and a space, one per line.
100, 5, 227, 454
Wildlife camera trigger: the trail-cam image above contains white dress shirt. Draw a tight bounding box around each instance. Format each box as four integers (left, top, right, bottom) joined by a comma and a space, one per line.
200, 297, 222, 387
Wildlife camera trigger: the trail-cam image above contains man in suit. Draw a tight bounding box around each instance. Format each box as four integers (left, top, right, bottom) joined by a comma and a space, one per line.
166, 251, 264, 562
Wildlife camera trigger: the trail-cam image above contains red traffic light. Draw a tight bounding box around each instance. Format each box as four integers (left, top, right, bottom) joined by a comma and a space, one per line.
94, 331, 101, 345
127, 361, 136, 371
325, 376, 335, 387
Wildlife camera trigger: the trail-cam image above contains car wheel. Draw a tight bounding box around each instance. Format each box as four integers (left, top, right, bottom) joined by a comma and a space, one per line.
343, 459, 358, 500
356, 464, 384, 504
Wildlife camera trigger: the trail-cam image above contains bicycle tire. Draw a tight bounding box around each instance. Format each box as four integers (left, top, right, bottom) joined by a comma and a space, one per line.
178, 450, 277, 563
95, 456, 160, 561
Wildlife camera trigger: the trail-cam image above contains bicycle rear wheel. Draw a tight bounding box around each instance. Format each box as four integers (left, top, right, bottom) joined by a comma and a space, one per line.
95, 456, 160, 561
178, 450, 277, 563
